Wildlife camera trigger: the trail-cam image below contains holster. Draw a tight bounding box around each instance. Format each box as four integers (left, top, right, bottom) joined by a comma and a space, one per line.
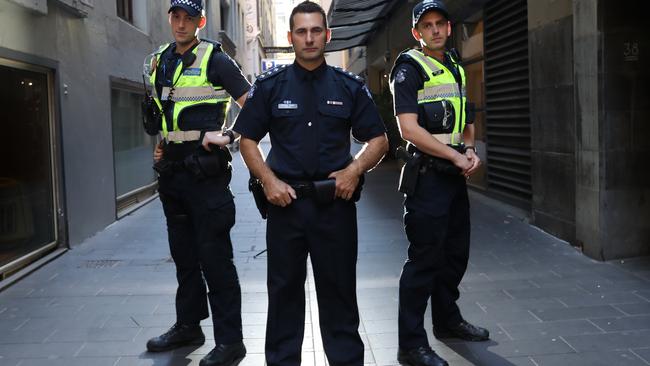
397, 146, 421, 196
184, 147, 232, 180
248, 174, 268, 219
153, 159, 175, 177
313, 179, 336, 205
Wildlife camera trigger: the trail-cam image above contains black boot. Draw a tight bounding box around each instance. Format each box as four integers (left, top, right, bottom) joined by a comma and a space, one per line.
434, 320, 490, 341
199, 341, 246, 366
397, 346, 448, 366
146, 323, 205, 352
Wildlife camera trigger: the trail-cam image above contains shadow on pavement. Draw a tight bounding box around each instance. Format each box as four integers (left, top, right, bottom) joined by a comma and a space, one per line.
443, 339, 524, 366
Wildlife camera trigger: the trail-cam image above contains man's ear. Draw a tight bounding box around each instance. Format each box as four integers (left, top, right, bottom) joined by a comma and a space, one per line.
411, 27, 422, 42
447, 21, 451, 37
287, 30, 293, 45
325, 28, 332, 44
198, 16, 207, 29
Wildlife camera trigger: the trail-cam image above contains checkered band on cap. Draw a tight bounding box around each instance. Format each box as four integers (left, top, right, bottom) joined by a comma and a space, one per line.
169, 0, 203, 15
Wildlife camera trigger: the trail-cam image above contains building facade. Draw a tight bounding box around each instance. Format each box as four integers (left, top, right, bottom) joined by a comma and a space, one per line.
0, 0, 257, 281
329, 0, 649, 260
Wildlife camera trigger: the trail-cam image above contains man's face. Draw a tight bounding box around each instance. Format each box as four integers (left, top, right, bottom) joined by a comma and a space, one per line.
288, 12, 331, 63
412, 10, 450, 52
169, 8, 203, 45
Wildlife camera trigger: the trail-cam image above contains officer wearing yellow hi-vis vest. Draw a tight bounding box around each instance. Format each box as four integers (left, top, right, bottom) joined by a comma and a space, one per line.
390, 1, 489, 365
141, 1, 250, 365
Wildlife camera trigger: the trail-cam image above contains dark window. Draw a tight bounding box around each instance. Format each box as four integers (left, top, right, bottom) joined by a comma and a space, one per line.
0, 62, 57, 276
110, 82, 157, 216
117, 0, 133, 23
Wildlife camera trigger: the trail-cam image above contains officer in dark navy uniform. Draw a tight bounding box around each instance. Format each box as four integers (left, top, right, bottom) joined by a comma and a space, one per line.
233, 2, 388, 365
390, 1, 489, 365
144, 1, 250, 365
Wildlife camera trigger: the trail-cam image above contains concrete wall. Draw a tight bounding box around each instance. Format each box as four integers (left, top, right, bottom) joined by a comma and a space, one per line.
573, 0, 649, 259
0, 0, 171, 246
528, 0, 577, 242
598, 0, 650, 258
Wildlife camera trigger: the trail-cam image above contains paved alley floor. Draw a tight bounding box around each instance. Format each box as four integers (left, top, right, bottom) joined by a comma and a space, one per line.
1, 144, 650, 365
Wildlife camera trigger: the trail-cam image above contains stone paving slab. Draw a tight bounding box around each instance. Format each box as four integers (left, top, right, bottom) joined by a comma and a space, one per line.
0, 146, 649, 365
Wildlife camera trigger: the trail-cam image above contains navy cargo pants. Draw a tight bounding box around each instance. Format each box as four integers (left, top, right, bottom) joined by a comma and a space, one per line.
398, 169, 471, 349
157, 143, 243, 345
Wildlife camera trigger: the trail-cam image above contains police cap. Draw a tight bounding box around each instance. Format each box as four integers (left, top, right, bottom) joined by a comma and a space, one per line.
169, 0, 204, 17
412, 0, 449, 27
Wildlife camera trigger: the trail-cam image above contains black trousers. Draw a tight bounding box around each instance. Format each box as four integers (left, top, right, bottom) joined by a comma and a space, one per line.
265, 198, 364, 366
158, 168, 242, 344
398, 171, 470, 349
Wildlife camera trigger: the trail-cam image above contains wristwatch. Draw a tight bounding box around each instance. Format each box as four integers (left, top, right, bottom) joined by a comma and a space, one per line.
223, 129, 235, 145
465, 145, 477, 153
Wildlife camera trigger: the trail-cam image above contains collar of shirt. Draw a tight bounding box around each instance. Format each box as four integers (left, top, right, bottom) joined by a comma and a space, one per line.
170, 40, 200, 57
293, 60, 328, 81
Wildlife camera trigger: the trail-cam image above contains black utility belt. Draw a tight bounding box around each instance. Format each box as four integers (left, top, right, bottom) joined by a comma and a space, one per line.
287, 179, 336, 202
154, 147, 232, 180
285, 175, 364, 204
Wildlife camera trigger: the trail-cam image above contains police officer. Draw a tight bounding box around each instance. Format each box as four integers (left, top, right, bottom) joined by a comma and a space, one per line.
390, 1, 489, 365
233, 2, 388, 365
144, 1, 250, 365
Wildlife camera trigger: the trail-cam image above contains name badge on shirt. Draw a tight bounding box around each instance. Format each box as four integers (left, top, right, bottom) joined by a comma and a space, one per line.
327, 100, 344, 106
183, 68, 201, 76
278, 100, 298, 109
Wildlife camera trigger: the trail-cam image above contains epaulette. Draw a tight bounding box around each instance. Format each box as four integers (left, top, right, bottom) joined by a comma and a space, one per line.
332, 66, 365, 84
256, 64, 290, 82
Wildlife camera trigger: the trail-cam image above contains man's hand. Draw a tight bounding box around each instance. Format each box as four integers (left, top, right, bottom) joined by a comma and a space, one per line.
153, 141, 164, 162
202, 131, 230, 151
328, 161, 362, 201
263, 177, 297, 207
464, 149, 481, 177
452, 153, 473, 176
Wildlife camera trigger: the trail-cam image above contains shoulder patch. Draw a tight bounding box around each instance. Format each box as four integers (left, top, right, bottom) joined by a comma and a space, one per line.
257, 64, 289, 82
332, 66, 364, 84
392, 50, 430, 82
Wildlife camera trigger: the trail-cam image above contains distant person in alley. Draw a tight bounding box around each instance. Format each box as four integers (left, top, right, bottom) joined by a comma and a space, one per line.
233, 2, 388, 365
390, 0, 490, 365
141, 0, 250, 365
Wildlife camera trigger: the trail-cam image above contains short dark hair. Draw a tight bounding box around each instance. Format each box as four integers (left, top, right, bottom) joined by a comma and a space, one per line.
289, 1, 328, 31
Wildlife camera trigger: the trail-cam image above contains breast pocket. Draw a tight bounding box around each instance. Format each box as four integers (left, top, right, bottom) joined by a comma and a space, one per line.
270, 106, 303, 136
318, 103, 351, 122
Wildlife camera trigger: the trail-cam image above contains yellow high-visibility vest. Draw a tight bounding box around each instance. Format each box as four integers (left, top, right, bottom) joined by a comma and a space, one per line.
404, 49, 467, 146
150, 41, 230, 138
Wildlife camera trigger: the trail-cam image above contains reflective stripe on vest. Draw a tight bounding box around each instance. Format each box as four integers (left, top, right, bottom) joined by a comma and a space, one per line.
150, 41, 230, 138
406, 49, 467, 145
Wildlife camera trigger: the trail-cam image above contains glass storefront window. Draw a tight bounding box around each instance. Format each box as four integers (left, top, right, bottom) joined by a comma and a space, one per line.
110, 84, 157, 215
0, 63, 56, 272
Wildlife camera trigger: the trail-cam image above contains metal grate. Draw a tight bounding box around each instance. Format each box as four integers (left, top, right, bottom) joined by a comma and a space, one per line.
78, 260, 122, 269
484, 0, 532, 207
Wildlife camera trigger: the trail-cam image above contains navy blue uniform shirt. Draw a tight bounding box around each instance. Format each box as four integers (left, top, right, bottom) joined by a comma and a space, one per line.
234, 61, 386, 180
